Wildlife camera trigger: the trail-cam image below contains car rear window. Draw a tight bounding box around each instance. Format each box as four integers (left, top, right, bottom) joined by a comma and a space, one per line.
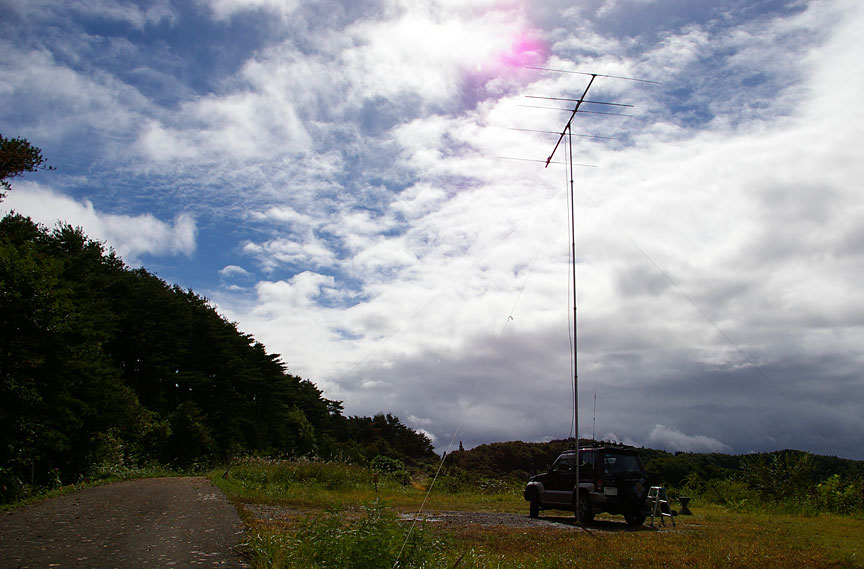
603, 453, 643, 474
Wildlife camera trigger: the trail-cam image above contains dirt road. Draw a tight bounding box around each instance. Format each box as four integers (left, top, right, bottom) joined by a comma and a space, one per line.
0, 477, 247, 569
244, 503, 655, 532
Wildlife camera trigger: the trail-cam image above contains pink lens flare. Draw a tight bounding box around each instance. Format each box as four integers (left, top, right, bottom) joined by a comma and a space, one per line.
500, 34, 547, 68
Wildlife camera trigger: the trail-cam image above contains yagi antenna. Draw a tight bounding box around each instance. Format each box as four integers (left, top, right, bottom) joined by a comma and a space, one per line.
544, 72, 600, 167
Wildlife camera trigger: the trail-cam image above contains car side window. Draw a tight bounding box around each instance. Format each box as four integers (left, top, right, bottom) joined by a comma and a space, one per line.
580, 451, 596, 472
553, 456, 574, 472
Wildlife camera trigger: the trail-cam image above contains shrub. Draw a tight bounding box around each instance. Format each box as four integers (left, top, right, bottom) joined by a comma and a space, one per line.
701, 479, 761, 511
371, 456, 412, 486
0, 466, 28, 504
816, 474, 862, 514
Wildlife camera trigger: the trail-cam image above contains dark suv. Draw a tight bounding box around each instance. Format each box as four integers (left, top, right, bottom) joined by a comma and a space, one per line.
523, 446, 649, 526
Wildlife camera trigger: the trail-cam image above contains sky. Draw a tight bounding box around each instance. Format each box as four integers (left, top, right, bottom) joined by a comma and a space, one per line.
3, 0, 864, 459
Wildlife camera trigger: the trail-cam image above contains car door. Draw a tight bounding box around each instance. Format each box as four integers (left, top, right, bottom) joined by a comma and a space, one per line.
544, 455, 577, 506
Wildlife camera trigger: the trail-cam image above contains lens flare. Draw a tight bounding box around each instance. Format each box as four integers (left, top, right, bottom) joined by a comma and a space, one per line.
500, 34, 547, 68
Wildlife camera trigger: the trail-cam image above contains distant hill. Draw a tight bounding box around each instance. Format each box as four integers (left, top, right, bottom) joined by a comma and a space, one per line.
445, 438, 864, 490
0, 213, 436, 502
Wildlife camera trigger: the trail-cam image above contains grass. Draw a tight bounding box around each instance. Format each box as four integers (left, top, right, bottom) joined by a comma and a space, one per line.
449, 508, 863, 569
212, 459, 864, 569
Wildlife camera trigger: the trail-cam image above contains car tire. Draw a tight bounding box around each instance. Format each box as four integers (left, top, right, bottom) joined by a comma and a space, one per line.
575, 493, 594, 523
625, 511, 646, 527
529, 498, 540, 518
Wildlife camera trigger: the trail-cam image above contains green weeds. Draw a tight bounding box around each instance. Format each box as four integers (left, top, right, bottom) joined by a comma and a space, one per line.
243, 501, 450, 569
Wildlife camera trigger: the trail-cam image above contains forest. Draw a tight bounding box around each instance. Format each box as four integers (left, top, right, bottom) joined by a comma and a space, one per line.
0, 213, 437, 503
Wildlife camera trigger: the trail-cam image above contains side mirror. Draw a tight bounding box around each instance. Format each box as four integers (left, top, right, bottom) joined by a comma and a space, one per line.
546, 464, 552, 472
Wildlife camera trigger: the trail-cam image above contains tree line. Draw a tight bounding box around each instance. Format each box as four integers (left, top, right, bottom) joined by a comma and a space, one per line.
445, 439, 864, 513
0, 213, 436, 502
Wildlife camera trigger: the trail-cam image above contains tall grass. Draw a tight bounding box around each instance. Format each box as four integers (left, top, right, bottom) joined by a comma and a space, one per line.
214, 456, 525, 512
244, 502, 450, 569
216, 457, 400, 509
667, 477, 864, 518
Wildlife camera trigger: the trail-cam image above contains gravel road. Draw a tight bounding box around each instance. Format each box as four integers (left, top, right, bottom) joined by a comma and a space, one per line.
242, 503, 652, 533
0, 477, 247, 569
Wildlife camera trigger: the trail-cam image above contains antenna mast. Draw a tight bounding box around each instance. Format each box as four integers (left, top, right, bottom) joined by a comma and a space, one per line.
528, 67, 657, 522
540, 73, 600, 524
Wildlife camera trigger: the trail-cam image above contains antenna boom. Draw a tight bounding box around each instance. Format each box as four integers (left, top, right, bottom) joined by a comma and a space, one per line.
545, 74, 597, 167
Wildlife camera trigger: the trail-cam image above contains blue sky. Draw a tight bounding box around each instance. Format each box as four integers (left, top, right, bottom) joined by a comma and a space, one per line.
3, 0, 864, 459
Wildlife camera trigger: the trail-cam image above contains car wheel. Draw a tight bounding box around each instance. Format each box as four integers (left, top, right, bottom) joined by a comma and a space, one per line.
529, 498, 540, 518
625, 511, 645, 527
575, 493, 594, 523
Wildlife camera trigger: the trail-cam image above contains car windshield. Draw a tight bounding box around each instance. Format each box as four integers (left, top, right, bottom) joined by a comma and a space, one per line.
603, 454, 642, 474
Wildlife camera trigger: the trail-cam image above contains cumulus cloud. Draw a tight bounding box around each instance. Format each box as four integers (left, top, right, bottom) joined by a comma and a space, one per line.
1, 183, 197, 262
220, 265, 252, 278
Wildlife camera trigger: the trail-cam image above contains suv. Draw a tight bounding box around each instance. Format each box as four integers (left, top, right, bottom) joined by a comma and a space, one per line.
524, 446, 649, 526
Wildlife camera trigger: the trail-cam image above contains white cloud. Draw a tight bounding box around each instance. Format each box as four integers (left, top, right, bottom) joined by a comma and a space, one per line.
341, 4, 537, 105
81, 0, 177, 28
200, 0, 301, 20
137, 88, 312, 164
416, 428, 437, 444
648, 425, 732, 454
1, 183, 197, 262
220, 265, 251, 278
6, 0, 177, 28
242, 235, 335, 273
0, 46, 150, 144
